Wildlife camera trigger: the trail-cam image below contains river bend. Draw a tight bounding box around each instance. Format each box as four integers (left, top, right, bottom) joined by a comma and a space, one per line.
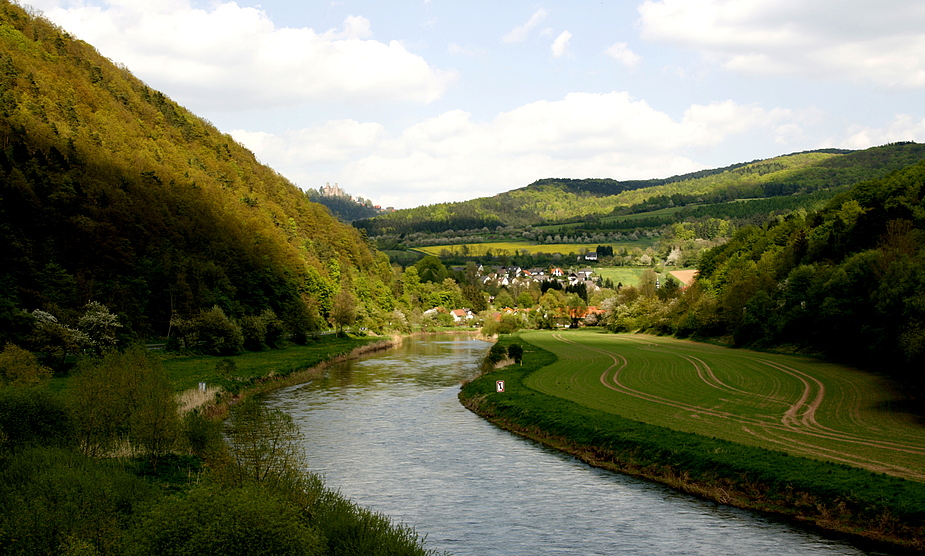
267, 335, 888, 556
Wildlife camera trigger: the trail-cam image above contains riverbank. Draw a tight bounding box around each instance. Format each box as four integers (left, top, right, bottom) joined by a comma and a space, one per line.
459, 334, 925, 553
163, 335, 399, 417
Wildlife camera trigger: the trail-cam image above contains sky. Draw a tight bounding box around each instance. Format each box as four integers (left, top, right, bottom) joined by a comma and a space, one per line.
25, 0, 925, 209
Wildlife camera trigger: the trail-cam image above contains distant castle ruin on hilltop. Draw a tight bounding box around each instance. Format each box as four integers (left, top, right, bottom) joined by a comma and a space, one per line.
321, 182, 347, 198
318, 182, 394, 213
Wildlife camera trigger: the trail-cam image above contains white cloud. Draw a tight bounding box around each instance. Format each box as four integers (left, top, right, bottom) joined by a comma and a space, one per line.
233, 93, 800, 208
840, 114, 925, 149
36, 0, 456, 111
551, 30, 572, 58
605, 42, 641, 67
232, 119, 387, 165
502, 8, 548, 44
638, 0, 925, 89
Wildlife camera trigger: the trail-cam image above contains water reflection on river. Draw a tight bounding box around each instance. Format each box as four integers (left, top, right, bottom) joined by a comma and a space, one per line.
267, 335, 889, 556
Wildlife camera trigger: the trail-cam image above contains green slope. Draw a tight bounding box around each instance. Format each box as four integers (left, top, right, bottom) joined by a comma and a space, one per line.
354, 143, 925, 236
0, 1, 394, 341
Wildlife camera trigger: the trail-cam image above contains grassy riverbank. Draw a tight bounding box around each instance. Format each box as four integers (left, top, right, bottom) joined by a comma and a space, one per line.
162, 335, 387, 392
459, 332, 925, 551
160, 335, 397, 417
1, 335, 445, 556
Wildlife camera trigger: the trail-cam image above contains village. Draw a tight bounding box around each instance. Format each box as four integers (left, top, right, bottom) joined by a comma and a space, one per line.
421, 260, 699, 328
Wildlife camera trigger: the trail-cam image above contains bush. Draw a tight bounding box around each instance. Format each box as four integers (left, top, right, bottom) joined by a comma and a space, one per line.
194, 306, 243, 355
181, 411, 226, 461
486, 344, 507, 365
310, 490, 438, 556
126, 484, 325, 556
0, 447, 155, 556
261, 309, 286, 349
68, 347, 179, 464
240, 315, 268, 351
0, 387, 71, 451
0, 344, 51, 387
507, 343, 524, 364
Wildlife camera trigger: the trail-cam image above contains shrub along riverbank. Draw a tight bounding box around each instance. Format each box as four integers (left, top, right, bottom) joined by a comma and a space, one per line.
459, 334, 925, 552
1, 335, 443, 556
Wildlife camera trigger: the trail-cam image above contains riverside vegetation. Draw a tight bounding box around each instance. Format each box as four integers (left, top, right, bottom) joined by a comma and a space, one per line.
461, 332, 925, 551
0, 335, 444, 556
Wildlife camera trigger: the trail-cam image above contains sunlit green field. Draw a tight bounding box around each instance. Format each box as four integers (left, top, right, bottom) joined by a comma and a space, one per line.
519, 329, 925, 481
536, 206, 691, 232
593, 267, 647, 287
413, 239, 656, 258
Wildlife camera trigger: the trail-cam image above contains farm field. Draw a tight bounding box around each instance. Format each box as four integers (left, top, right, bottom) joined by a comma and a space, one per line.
519, 329, 925, 482
593, 267, 647, 287
535, 206, 693, 232
413, 239, 657, 258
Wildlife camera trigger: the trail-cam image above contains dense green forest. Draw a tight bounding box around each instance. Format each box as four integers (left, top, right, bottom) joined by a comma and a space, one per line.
0, 1, 395, 350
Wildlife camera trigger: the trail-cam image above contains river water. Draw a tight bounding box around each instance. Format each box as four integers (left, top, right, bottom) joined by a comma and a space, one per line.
267, 334, 891, 556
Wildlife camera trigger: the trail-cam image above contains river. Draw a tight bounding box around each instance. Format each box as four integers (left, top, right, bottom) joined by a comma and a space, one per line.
267, 334, 891, 556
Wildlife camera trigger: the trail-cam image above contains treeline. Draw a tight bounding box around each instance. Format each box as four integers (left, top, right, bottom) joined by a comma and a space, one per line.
0, 1, 394, 348
678, 190, 836, 222
614, 143, 925, 215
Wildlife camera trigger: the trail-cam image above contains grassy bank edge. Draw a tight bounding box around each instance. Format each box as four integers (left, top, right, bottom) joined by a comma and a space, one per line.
157, 335, 397, 418
204, 338, 396, 419
458, 333, 925, 553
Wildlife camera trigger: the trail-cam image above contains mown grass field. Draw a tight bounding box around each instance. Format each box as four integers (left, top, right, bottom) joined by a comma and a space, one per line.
413, 239, 657, 258
593, 267, 647, 287
519, 329, 925, 482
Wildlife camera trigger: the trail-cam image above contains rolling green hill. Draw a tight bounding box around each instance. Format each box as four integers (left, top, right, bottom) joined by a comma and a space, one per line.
0, 1, 394, 343
353, 143, 925, 237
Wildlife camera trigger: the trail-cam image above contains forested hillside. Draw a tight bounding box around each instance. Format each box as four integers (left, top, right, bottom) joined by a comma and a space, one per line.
608, 159, 925, 384
0, 1, 394, 346
354, 144, 925, 238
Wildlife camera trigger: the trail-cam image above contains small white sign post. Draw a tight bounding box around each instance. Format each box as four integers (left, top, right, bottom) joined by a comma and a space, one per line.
496, 380, 505, 393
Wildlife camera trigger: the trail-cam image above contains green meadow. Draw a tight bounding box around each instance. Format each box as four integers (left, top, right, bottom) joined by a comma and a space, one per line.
592, 267, 647, 287
159, 336, 379, 393
520, 329, 925, 481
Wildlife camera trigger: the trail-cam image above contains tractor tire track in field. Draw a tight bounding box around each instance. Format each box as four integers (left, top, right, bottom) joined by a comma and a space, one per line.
553, 334, 771, 427
756, 358, 925, 455
543, 333, 925, 480
742, 426, 925, 482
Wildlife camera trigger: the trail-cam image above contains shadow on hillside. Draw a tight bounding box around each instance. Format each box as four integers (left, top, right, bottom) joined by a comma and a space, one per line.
875, 396, 925, 426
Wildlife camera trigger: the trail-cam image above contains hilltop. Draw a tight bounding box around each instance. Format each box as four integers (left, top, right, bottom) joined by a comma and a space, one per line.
353, 143, 925, 238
